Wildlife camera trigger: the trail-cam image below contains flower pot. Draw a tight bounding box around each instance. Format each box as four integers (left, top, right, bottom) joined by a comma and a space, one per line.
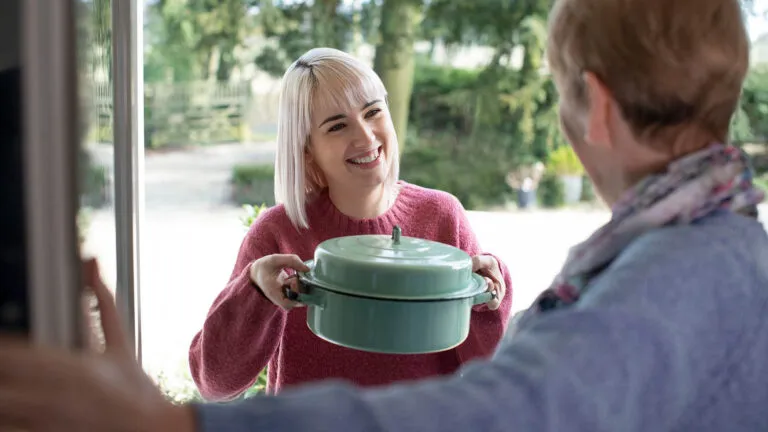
560, 174, 583, 204
517, 189, 536, 209
286, 226, 496, 354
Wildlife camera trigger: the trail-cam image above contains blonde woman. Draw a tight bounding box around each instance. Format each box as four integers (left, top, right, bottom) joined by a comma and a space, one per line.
3, 0, 767, 430
187, 47, 513, 399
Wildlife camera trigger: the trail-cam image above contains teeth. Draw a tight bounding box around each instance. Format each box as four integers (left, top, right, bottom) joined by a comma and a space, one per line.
350, 148, 380, 164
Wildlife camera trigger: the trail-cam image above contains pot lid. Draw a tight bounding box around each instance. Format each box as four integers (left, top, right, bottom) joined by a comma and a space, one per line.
299, 226, 481, 300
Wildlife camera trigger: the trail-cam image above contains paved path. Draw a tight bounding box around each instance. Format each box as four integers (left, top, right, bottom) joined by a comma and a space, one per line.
81, 143, 768, 378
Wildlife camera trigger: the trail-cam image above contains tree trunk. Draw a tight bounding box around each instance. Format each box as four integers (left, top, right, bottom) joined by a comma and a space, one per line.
216, 44, 236, 82
373, 0, 422, 150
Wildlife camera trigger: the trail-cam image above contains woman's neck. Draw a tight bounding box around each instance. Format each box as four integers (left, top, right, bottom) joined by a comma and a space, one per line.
327, 183, 393, 220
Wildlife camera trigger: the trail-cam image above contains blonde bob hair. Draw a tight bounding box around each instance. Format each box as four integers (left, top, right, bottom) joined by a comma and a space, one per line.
274, 47, 399, 230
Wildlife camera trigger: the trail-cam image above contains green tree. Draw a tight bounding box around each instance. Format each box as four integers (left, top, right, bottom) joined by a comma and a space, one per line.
145, 0, 256, 82
253, 0, 352, 77
373, 0, 423, 149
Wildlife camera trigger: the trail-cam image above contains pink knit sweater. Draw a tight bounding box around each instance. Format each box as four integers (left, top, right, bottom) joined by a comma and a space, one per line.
188, 181, 514, 401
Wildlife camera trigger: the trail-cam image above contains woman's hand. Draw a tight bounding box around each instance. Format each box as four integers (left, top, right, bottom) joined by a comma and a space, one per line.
249, 254, 311, 310
472, 255, 506, 310
0, 258, 196, 432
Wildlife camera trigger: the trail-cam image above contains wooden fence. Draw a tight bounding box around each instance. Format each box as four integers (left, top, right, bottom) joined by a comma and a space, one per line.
91, 80, 273, 148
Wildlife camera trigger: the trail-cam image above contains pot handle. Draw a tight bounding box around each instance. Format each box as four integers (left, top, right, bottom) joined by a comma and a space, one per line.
283, 285, 325, 309
472, 290, 498, 306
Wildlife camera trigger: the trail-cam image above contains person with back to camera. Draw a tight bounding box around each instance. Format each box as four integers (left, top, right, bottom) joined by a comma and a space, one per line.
1, 0, 768, 431
186, 47, 513, 400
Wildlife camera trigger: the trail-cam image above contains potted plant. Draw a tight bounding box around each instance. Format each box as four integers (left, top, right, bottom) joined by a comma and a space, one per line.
546, 146, 585, 205
506, 161, 545, 209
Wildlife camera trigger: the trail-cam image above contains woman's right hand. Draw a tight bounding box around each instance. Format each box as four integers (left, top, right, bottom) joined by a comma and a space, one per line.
249, 254, 311, 309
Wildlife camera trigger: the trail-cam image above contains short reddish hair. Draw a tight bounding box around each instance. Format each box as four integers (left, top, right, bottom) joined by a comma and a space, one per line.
547, 0, 749, 146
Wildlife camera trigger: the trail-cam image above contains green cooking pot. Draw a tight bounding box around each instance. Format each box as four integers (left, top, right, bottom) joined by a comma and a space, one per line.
283, 226, 497, 354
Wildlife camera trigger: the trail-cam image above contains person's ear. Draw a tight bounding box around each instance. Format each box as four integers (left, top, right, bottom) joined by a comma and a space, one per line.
583, 71, 615, 149
304, 143, 326, 188
304, 141, 314, 161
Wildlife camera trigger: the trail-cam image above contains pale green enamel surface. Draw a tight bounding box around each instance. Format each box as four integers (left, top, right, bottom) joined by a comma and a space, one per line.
307, 227, 477, 300
294, 276, 490, 354
301, 288, 475, 354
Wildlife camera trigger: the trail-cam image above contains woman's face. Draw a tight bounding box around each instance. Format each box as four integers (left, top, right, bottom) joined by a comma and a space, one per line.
306, 83, 396, 193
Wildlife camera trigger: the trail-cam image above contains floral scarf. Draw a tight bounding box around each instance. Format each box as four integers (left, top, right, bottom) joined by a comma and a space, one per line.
534, 143, 765, 313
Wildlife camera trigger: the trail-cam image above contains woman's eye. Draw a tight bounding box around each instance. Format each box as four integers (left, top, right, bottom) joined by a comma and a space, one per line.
365, 108, 382, 119
328, 123, 345, 133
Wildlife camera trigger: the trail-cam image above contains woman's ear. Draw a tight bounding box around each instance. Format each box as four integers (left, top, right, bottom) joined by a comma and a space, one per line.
304, 145, 326, 189
583, 71, 615, 149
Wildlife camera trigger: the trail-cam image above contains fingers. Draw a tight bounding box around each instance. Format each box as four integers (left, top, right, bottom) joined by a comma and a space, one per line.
251, 255, 310, 310
483, 277, 502, 310
82, 258, 132, 357
255, 272, 302, 310
473, 255, 506, 310
277, 272, 305, 309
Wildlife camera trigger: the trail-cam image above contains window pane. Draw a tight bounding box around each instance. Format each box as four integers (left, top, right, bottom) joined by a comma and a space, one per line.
76, 0, 118, 345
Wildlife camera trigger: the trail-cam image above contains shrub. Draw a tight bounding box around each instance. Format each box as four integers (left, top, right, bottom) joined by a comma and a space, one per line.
755, 174, 768, 194
547, 146, 584, 176
240, 203, 270, 228
400, 131, 515, 210
409, 64, 482, 135
537, 171, 565, 208
153, 368, 204, 405
230, 164, 276, 206
79, 149, 110, 208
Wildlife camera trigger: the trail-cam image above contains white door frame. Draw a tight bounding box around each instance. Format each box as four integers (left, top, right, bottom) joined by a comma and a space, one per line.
111, 0, 145, 362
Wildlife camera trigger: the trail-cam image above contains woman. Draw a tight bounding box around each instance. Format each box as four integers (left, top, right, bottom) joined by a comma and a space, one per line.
188, 47, 513, 399
1, 0, 767, 430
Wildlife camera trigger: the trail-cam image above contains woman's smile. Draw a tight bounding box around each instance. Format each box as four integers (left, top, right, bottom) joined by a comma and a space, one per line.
346, 146, 383, 169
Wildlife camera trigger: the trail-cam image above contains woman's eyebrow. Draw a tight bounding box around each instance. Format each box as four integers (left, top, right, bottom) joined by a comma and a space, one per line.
317, 99, 383, 128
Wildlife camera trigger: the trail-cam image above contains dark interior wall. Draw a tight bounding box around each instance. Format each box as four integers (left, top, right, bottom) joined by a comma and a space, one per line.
0, 0, 20, 72
0, 0, 29, 334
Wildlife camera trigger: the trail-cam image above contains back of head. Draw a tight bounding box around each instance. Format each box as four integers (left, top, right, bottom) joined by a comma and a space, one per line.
273, 47, 394, 230
547, 0, 749, 151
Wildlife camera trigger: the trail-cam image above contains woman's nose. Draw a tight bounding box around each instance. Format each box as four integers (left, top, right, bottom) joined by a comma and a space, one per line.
351, 122, 376, 147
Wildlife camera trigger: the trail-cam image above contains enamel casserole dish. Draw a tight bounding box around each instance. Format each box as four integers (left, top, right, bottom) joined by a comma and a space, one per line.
284, 226, 495, 354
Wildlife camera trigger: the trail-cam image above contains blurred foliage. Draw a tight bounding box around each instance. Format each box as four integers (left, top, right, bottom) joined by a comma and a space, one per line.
401, 131, 516, 209
253, 0, 352, 76
145, 0, 257, 82
537, 172, 565, 209
547, 146, 584, 176
231, 164, 276, 206
240, 203, 270, 228
581, 176, 596, 203
735, 67, 768, 144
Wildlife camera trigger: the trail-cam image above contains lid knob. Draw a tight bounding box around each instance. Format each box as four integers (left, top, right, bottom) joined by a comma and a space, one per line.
391, 225, 402, 245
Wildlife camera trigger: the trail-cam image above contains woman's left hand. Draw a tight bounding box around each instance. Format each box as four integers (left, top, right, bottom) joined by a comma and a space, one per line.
472, 255, 506, 310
